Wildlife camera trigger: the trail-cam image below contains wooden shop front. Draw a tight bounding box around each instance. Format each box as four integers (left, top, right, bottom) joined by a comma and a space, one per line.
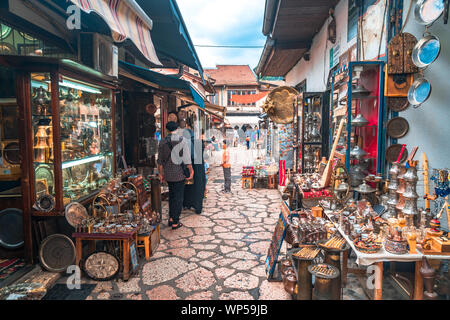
0, 55, 118, 264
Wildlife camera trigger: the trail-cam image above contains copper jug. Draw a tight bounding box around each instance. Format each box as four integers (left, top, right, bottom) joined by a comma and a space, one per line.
284, 274, 297, 295
419, 257, 439, 300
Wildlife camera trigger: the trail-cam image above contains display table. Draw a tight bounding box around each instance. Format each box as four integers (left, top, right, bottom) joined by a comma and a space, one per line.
323, 209, 449, 300
73, 227, 138, 281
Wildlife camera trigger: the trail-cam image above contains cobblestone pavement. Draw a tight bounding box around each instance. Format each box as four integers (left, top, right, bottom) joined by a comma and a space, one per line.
55, 162, 291, 300
48, 146, 414, 300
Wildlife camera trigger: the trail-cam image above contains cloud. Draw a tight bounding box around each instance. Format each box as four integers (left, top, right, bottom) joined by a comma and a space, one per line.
177, 0, 266, 69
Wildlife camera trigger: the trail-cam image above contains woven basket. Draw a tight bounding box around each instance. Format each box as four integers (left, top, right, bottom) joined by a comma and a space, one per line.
353, 239, 382, 254
384, 238, 408, 254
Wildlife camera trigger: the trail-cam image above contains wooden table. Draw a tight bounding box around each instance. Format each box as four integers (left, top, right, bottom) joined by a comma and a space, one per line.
73, 228, 138, 281
323, 209, 449, 300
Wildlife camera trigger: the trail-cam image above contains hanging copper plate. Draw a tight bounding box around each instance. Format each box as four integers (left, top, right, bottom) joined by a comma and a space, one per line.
388, 97, 410, 112
387, 117, 410, 138
39, 234, 76, 272
145, 103, 157, 115
386, 144, 409, 163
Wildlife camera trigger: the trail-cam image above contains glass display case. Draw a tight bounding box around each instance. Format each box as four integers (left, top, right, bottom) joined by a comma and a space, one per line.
59, 76, 113, 203
30, 70, 115, 213
345, 61, 385, 184
299, 92, 330, 173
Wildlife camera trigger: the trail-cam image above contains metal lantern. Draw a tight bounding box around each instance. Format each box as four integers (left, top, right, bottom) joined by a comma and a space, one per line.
402, 165, 419, 216
355, 180, 376, 194
351, 84, 371, 98
350, 145, 368, 159
351, 113, 369, 127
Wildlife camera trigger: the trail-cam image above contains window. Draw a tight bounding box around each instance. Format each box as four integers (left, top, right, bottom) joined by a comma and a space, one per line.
209, 93, 218, 105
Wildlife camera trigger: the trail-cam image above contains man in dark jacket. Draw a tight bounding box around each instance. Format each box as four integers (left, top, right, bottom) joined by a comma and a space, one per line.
157, 121, 193, 229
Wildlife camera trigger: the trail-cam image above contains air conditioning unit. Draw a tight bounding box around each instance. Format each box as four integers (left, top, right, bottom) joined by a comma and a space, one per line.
79, 33, 118, 78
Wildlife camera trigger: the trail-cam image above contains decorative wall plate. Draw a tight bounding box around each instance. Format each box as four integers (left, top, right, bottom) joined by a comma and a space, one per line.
39, 234, 76, 273
83, 251, 120, 281
0, 208, 24, 249
70, 163, 89, 184
35, 194, 55, 212
35, 164, 54, 191
145, 103, 157, 114
65, 202, 88, 227
386, 117, 410, 138
387, 97, 410, 112
3, 142, 21, 164
386, 144, 409, 163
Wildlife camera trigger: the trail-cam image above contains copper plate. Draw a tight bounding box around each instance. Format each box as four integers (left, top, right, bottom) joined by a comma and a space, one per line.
3, 142, 21, 164
386, 144, 409, 163
388, 97, 410, 112
36, 194, 55, 212
83, 251, 120, 281
39, 234, 75, 272
65, 202, 88, 227
387, 117, 409, 138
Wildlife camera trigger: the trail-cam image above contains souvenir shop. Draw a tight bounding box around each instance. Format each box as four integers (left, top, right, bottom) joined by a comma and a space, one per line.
262, 0, 449, 300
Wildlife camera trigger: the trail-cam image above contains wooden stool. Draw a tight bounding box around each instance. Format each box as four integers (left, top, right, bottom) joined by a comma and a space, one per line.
137, 233, 151, 261
267, 174, 277, 189
242, 176, 254, 189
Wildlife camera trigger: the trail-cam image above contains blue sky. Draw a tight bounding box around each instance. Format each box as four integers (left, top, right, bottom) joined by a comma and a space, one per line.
177, 0, 266, 70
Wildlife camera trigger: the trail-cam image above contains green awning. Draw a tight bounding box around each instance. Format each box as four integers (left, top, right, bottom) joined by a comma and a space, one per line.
136, 0, 204, 80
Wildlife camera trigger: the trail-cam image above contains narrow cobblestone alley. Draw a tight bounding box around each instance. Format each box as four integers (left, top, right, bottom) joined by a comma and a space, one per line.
53, 158, 291, 300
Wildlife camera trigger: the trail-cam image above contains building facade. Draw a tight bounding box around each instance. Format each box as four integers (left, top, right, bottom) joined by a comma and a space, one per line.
204, 65, 278, 129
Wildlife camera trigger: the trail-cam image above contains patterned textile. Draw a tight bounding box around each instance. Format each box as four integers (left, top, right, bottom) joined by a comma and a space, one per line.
0, 258, 26, 281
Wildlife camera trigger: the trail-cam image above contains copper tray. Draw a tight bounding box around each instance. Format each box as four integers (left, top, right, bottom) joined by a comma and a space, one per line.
387, 97, 410, 112
387, 117, 409, 138
39, 234, 76, 272
386, 144, 408, 163
65, 202, 88, 227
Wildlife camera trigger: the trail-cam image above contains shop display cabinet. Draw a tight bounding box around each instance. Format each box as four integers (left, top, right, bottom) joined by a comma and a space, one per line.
5, 57, 118, 217
298, 92, 330, 173
345, 61, 385, 186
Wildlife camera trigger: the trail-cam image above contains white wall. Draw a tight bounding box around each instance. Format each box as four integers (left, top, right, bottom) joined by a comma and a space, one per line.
399, 0, 450, 172
285, 0, 388, 90
285, 0, 357, 91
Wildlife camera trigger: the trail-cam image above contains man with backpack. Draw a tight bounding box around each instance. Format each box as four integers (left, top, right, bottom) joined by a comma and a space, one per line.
157, 121, 193, 230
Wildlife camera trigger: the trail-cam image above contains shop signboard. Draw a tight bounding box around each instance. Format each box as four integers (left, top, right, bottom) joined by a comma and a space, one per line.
265, 201, 290, 279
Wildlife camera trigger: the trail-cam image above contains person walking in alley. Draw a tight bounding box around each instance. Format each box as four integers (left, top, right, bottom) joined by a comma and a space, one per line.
158, 121, 193, 229
245, 128, 251, 150
221, 140, 231, 193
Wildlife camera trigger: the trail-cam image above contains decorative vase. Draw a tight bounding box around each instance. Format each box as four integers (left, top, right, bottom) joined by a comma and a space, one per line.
420, 257, 439, 300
